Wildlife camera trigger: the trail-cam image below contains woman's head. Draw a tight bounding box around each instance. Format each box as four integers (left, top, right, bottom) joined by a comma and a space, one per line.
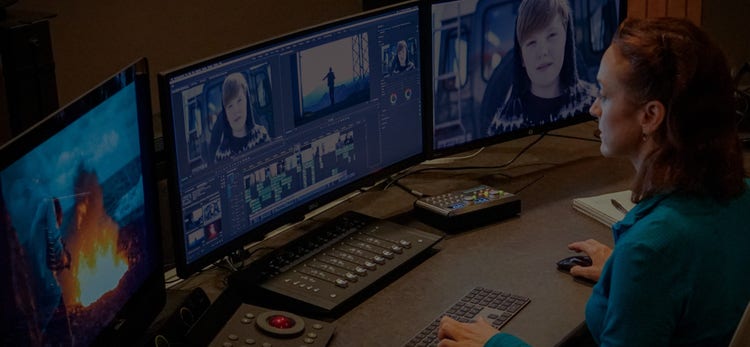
514, 0, 575, 97
592, 17, 744, 201
222, 73, 253, 137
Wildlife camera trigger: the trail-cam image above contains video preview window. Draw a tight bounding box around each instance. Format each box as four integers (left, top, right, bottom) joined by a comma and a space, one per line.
179, 65, 275, 172
432, 0, 620, 149
295, 32, 372, 126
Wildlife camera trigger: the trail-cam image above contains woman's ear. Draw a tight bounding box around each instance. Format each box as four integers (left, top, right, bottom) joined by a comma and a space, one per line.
640, 100, 666, 135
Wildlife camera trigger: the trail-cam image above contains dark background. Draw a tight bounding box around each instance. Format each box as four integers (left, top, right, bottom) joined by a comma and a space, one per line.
7, 0, 750, 132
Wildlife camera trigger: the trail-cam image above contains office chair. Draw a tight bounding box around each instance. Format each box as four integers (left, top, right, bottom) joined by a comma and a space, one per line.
729, 301, 750, 347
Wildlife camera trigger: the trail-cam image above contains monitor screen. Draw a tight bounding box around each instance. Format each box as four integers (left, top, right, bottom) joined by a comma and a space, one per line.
429, 0, 623, 155
159, 3, 424, 277
0, 59, 164, 346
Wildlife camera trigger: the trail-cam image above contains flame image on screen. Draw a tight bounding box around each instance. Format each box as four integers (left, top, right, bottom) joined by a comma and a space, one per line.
60, 170, 129, 308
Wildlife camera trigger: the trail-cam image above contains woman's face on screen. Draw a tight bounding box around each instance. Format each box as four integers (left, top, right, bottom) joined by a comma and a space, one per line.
398, 45, 407, 65
520, 14, 567, 96
224, 90, 248, 137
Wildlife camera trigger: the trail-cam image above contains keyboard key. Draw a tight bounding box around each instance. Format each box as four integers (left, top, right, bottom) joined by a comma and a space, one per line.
404, 287, 530, 347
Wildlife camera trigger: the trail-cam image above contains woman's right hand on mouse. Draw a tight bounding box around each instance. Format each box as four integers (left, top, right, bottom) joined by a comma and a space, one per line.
567, 239, 612, 282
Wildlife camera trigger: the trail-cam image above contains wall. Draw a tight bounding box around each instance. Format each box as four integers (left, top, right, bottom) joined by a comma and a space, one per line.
626, 0, 701, 23
702, 0, 750, 73
8, 0, 750, 131
10, 0, 362, 135
625, 0, 750, 73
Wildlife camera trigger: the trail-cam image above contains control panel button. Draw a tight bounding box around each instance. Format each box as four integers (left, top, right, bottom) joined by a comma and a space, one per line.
335, 278, 349, 288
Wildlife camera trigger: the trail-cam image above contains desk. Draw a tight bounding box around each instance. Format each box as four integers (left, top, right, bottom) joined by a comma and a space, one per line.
169, 122, 750, 346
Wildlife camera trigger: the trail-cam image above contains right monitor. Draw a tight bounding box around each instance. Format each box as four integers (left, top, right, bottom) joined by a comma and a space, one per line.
429, 0, 624, 156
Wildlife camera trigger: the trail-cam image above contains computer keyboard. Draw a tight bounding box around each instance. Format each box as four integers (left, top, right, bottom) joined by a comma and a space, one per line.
229, 211, 443, 315
405, 287, 531, 347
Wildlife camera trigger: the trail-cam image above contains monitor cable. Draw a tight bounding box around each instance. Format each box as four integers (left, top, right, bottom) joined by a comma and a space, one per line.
384, 132, 547, 191
386, 127, 602, 197
421, 147, 486, 165
545, 132, 601, 142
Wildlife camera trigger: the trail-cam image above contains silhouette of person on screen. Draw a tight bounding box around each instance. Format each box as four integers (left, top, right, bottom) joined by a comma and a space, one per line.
10, 196, 74, 345
214, 73, 270, 161
391, 40, 415, 74
483, 0, 596, 135
1, 181, 45, 345
323, 67, 336, 106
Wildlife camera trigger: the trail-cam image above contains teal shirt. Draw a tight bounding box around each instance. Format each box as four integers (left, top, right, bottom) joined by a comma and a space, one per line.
486, 179, 750, 347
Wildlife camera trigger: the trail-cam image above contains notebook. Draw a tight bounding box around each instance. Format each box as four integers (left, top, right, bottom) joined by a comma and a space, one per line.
572, 190, 635, 228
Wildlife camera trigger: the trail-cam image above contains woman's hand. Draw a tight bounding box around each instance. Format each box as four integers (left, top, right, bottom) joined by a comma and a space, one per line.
437, 316, 498, 347
567, 239, 612, 282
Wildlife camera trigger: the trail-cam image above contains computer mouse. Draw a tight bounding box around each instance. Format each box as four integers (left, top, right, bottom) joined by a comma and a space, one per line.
556, 255, 592, 273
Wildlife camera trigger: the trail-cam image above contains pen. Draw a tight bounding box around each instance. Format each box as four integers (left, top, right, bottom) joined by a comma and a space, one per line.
610, 199, 629, 215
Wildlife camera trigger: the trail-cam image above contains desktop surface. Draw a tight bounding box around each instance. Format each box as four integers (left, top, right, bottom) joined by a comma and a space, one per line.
321, 123, 629, 346
167, 122, 750, 346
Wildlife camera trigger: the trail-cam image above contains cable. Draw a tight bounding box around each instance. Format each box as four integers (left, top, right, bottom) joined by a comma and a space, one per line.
385, 129, 603, 195
421, 147, 485, 165
512, 174, 545, 195
392, 180, 426, 197
222, 246, 277, 273
385, 133, 547, 190
545, 132, 601, 142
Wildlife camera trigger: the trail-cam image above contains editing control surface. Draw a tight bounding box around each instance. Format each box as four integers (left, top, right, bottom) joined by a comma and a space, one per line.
230, 211, 443, 315
209, 304, 335, 347
414, 185, 521, 231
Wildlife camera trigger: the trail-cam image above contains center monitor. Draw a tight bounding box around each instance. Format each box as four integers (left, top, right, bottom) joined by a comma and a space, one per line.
429, 0, 624, 156
159, 3, 424, 277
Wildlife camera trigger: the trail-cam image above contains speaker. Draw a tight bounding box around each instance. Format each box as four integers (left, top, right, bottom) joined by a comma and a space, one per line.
0, 10, 58, 143
143, 288, 211, 347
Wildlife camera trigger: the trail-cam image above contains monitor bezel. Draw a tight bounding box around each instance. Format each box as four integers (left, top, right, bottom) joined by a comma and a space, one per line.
0, 58, 166, 345
422, 0, 628, 159
157, 1, 426, 278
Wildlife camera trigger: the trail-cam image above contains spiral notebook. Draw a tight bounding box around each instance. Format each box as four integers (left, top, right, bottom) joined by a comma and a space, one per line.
572, 190, 635, 228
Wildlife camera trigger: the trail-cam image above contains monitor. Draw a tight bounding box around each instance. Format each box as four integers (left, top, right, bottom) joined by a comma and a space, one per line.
0, 58, 165, 345
428, 0, 624, 156
158, 2, 424, 278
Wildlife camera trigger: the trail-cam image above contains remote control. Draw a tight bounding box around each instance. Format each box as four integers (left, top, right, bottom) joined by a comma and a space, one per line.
414, 185, 521, 231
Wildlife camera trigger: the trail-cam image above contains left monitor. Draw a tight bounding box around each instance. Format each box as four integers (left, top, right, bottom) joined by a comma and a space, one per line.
0, 58, 165, 346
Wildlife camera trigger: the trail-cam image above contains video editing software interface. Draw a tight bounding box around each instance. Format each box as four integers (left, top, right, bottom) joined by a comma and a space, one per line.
431, 0, 622, 154
0, 61, 163, 345
161, 5, 423, 274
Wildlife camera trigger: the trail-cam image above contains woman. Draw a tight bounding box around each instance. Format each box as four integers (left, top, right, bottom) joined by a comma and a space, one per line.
485, 0, 596, 135
391, 40, 415, 73
439, 17, 750, 347
214, 72, 270, 161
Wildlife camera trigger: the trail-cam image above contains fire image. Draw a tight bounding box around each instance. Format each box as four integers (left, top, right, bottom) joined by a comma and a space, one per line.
59, 170, 130, 308
0, 82, 157, 346
1, 163, 154, 346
